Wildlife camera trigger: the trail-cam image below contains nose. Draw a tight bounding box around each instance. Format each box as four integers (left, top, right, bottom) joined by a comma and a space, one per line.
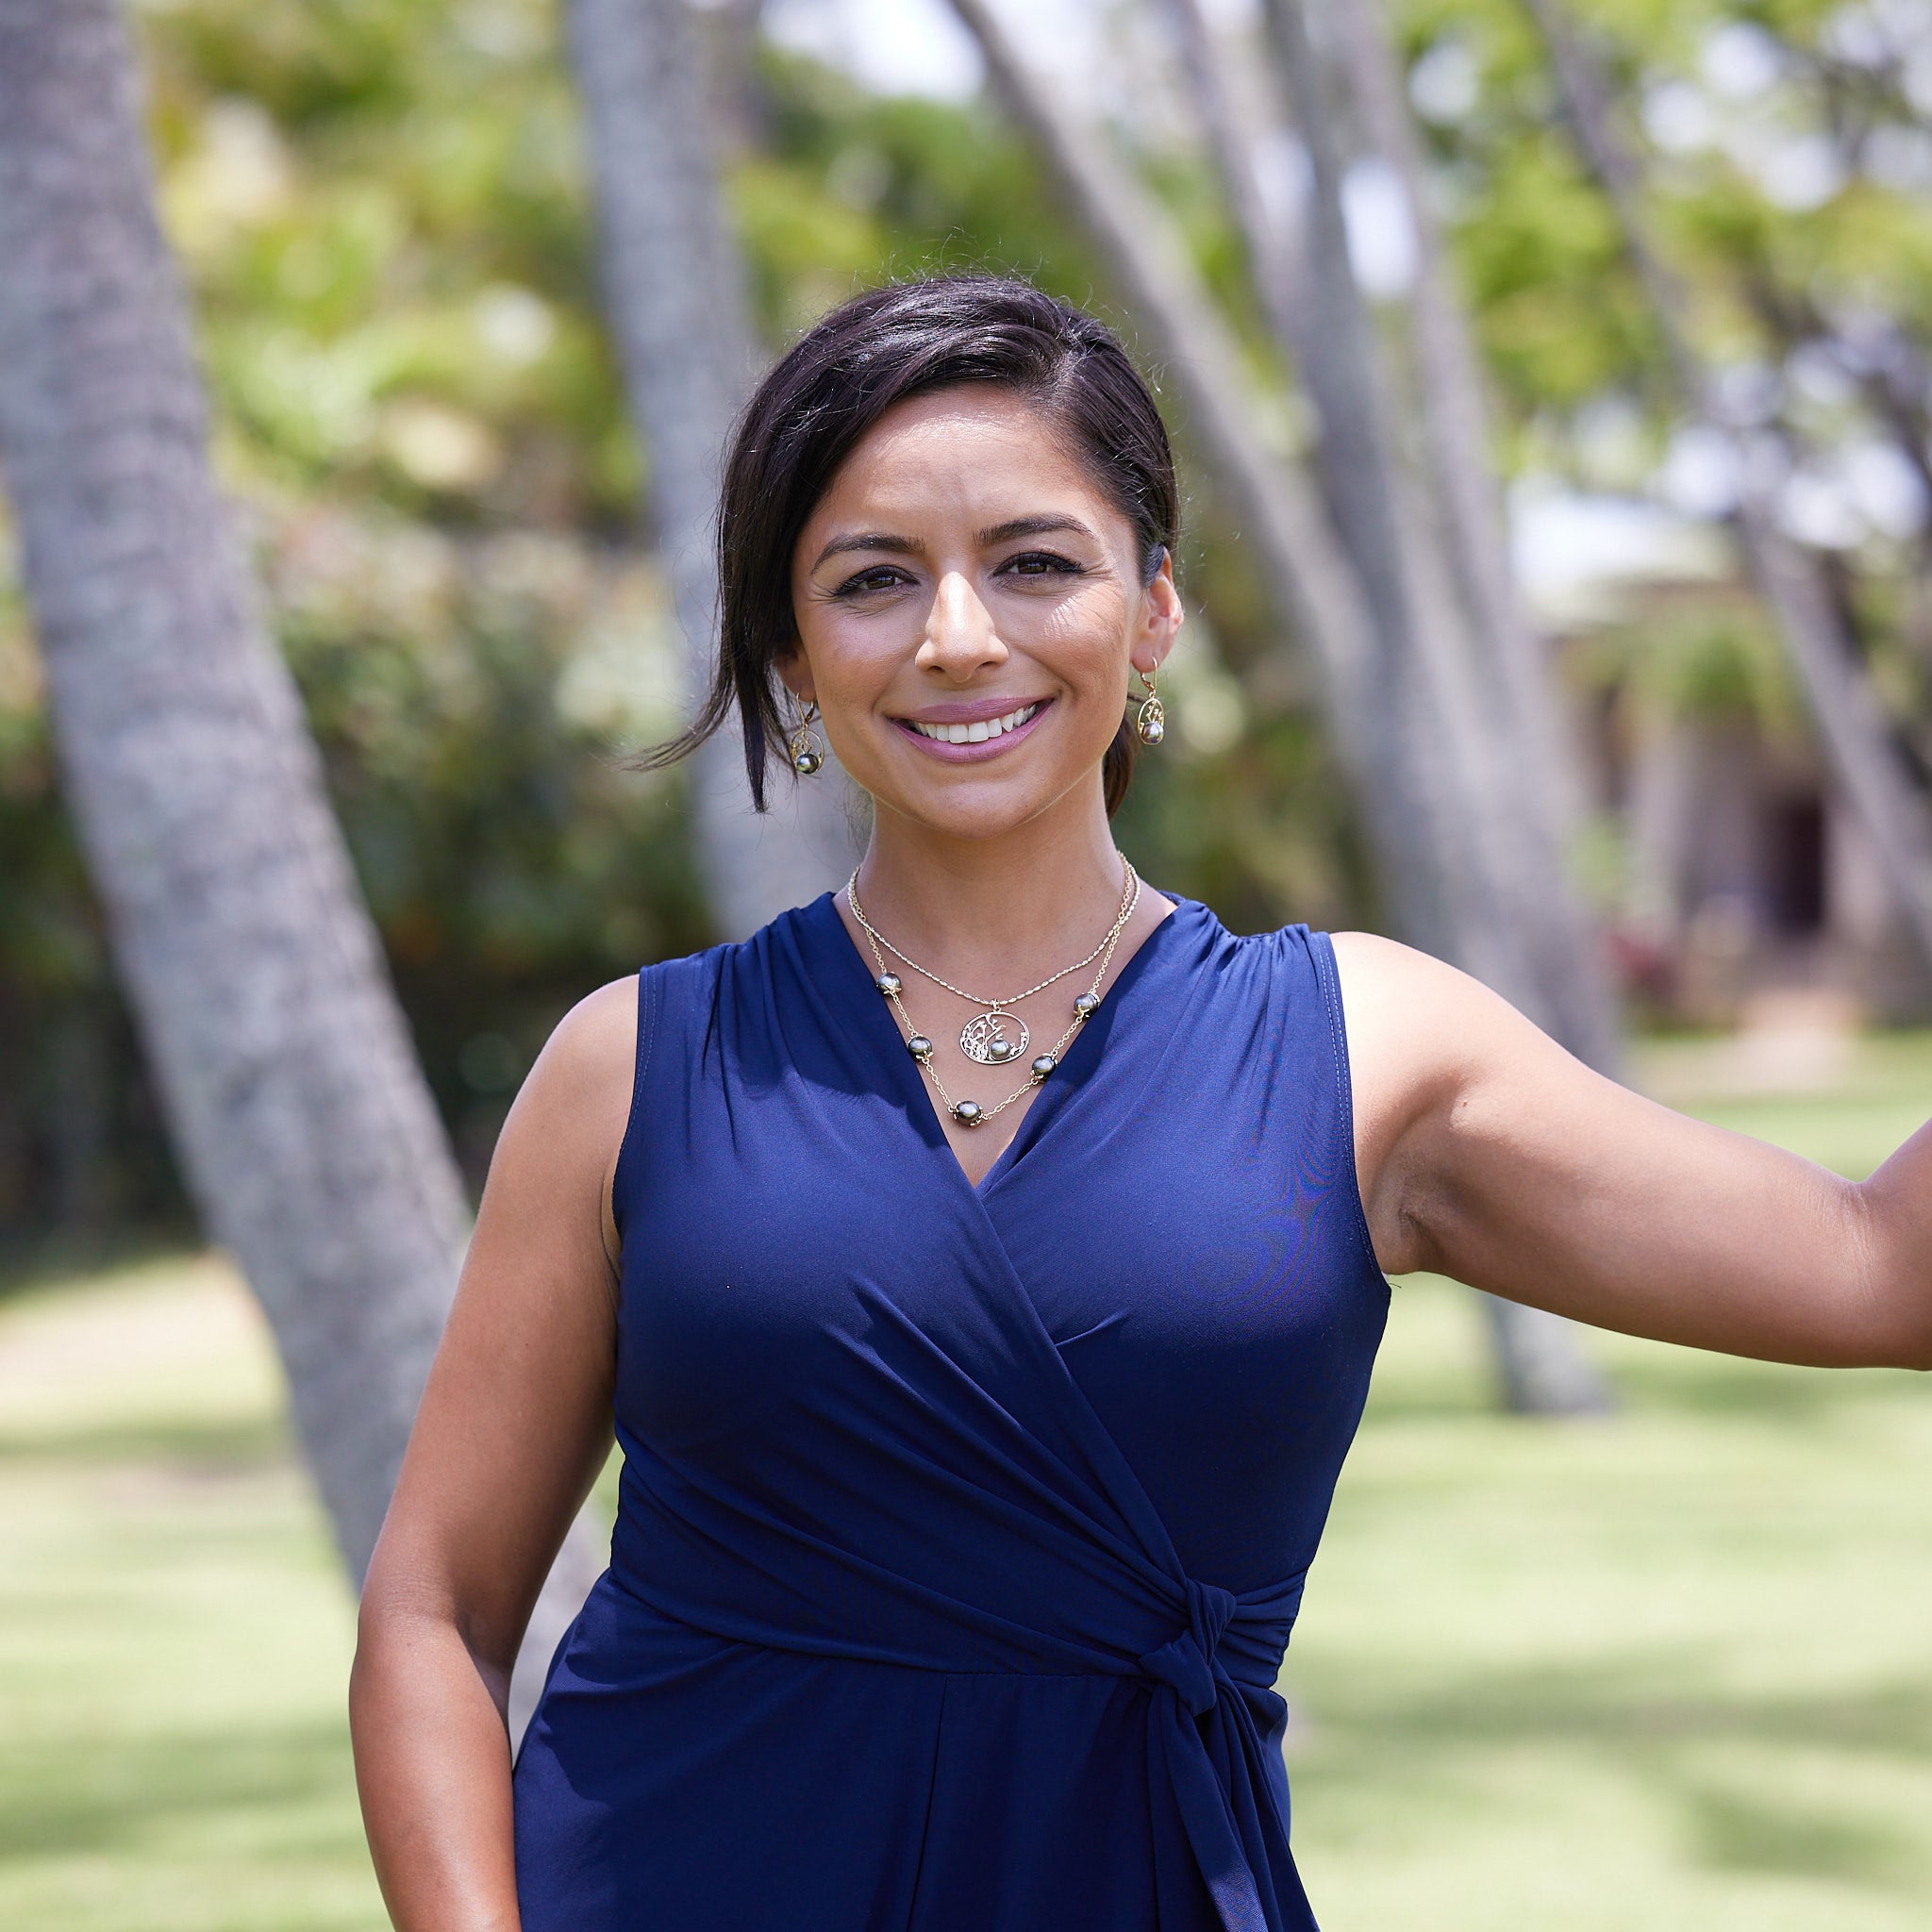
917, 570, 1007, 682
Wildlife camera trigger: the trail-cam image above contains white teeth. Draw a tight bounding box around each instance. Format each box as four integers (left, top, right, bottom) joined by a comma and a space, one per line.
909, 702, 1039, 743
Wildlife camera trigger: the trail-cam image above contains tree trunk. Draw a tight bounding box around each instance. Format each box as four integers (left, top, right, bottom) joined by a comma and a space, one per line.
565, 0, 858, 939
1328, 0, 1622, 1074
1153, 0, 1311, 359
1526, 0, 1932, 969
951, 0, 1612, 1412
1259, 0, 1612, 1412
0, 0, 606, 1739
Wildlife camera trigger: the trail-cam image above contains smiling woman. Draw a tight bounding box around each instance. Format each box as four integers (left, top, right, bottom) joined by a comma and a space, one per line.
347, 275, 1932, 1932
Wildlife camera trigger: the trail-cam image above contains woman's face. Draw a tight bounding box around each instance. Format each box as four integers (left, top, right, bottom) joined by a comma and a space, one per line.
782, 385, 1181, 842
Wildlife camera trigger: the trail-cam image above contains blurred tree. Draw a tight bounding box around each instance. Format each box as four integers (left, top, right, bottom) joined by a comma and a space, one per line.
565, 0, 859, 934
0, 0, 599, 1731
1526, 0, 1932, 964
949, 0, 1612, 1412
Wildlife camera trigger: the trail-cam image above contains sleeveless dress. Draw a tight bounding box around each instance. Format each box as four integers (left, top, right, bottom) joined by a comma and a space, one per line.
512, 890, 1390, 1931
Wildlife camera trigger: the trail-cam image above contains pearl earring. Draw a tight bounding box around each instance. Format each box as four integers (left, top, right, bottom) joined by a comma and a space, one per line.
1133, 665, 1165, 747
787, 699, 825, 776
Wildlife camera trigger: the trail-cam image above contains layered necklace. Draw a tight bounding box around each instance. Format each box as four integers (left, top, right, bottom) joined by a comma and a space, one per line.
844, 856, 1141, 1128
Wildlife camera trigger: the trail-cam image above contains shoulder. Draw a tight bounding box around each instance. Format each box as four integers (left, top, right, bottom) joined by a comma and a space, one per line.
526, 974, 641, 1111
487, 975, 641, 1203
1325, 929, 1524, 1071
1323, 930, 1538, 1157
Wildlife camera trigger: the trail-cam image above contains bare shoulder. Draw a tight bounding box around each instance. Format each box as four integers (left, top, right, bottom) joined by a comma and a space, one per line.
479, 974, 640, 1267
1324, 931, 1542, 1268
1324, 930, 1517, 1095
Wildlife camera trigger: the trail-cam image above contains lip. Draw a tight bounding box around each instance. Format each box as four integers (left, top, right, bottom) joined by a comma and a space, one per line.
895, 695, 1053, 726
891, 695, 1054, 763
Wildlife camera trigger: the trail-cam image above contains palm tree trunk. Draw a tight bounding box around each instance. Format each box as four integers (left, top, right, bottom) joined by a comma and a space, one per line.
1255, 0, 1612, 1411
565, 0, 858, 937
946, 0, 1440, 944
1329, 0, 1622, 1074
951, 0, 1612, 1411
1526, 0, 1932, 969
0, 0, 606, 1739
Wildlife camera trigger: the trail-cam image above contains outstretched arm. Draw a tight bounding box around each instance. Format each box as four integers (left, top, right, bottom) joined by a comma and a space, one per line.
349, 977, 637, 1931
1332, 932, 1932, 1370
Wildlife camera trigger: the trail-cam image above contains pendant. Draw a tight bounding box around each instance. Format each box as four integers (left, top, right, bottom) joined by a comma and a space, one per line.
959, 1008, 1029, 1066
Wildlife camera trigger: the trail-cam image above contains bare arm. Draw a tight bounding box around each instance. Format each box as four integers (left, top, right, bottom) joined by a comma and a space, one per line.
348, 977, 637, 1931
1332, 932, 1932, 1369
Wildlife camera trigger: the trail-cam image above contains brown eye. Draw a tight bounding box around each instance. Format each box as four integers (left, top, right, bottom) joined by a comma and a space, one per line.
833, 566, 911, 598
999, 551, 1084, 577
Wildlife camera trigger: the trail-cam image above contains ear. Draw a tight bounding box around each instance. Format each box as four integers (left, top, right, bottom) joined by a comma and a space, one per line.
773, 645, 816, 708
1129, 547, 1183, 682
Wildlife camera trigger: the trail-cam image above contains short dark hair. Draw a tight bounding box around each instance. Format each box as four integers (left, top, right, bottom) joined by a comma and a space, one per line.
643, 274, 1179, 816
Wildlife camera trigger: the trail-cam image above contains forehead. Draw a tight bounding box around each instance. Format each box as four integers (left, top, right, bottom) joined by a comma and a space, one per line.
801, 386, 1116, 537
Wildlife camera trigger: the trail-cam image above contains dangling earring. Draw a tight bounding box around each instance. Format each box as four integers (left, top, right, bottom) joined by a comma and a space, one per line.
1133, 664, 1166, 747
787, 698, 825, 776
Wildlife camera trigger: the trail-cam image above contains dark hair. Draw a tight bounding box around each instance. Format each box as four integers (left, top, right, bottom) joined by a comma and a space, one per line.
643, 274, 1179, 817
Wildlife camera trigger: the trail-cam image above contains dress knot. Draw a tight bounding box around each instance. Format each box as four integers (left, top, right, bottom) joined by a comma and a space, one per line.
1136, 1575, 1237, 1717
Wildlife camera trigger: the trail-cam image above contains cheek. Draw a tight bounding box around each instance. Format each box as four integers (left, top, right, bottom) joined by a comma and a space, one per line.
1034, 585, 1135, 679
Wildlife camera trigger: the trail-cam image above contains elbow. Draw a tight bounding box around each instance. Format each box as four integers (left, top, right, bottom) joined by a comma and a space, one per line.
1845, 1178, 1932, 1371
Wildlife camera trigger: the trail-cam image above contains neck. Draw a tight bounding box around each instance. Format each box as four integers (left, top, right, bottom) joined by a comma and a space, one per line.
853, 783, 1131, 986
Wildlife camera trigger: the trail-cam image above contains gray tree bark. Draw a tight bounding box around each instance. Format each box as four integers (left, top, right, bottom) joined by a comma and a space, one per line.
1329, 0, 1622, 1072
1526, 0, 1932, 969
951, 0, 1612, 1411
565, 0, 859, 938
0, 0, 605, 1741
1256, 0, 1613, 1410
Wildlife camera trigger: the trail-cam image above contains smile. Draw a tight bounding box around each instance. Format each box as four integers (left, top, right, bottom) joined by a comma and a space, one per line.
905, 703, 1041, 744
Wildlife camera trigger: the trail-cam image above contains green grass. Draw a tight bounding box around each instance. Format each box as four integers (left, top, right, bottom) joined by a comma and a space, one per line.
1, 1049, 1926, 1929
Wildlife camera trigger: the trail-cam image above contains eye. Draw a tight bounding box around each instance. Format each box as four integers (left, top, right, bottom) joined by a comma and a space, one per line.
997, 550, 1088, 579
830, 564, 914, 598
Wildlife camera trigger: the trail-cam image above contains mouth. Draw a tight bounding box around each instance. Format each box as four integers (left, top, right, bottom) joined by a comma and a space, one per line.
903, 701, 1041, 744
891, 697, 1052, 763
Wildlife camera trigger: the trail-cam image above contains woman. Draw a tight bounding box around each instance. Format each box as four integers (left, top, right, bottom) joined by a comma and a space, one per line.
349, 275, 1930, 1932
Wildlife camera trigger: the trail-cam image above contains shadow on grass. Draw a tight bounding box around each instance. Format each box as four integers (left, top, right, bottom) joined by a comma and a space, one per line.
0, 1414, 290, 1469
0, 1718, 358, 1862
1292, 1651, 1932, 1890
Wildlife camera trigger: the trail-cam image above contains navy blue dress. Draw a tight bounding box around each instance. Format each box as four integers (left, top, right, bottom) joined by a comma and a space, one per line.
512, 891, 1389, 1930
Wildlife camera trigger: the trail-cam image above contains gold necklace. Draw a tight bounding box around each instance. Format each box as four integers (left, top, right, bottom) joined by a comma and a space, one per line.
846, 856, 1137, 1070
845, 858, 1141, 1128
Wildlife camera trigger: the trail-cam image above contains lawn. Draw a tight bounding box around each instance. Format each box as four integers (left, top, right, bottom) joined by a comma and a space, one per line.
1, 1039, 1927, 1929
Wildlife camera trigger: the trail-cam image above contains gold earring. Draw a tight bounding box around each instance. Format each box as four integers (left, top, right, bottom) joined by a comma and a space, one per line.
1133, 665, 1165, 747
788, 699, 825, 776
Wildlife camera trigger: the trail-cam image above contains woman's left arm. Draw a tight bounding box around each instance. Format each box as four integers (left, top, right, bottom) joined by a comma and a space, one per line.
1332, 932, 1932, 1369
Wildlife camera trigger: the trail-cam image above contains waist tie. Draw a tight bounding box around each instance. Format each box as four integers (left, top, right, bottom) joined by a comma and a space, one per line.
610, 1441, 1305, 1929
1138, 1575, 1289, 1932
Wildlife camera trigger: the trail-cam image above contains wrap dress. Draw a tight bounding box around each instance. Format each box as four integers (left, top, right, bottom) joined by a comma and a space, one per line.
512, 890, 1391, 1930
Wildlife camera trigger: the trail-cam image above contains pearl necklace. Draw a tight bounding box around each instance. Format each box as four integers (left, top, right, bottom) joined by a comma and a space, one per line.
844, 858, 1141, 1128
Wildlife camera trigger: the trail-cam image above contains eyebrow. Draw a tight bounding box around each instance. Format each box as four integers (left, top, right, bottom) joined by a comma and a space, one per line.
810, 530, 924, 571
809, 513, 1100, 574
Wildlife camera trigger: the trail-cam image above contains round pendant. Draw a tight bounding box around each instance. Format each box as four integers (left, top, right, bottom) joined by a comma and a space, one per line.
958, 1009, 1030, 1066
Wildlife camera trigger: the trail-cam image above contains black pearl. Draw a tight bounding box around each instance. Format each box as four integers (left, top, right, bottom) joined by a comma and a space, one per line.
989, 1038, 1014, 1061
1074, 991, 1101, 1019
952, 1100, 984, 1127
1030, 1055, 1057, 1081
875, 972, 903, 997
791, 748, 823, 775
907, 1035, 933, 1060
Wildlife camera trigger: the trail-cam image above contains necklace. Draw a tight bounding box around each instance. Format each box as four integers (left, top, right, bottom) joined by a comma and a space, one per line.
847, 856, 1138, 1069
845, 858, 1141, 1128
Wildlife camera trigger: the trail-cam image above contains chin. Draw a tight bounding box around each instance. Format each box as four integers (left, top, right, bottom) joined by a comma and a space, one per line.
890, 771, 1097, 841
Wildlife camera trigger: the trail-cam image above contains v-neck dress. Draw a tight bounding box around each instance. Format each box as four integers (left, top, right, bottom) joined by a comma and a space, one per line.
511, 891, 1390, 1931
